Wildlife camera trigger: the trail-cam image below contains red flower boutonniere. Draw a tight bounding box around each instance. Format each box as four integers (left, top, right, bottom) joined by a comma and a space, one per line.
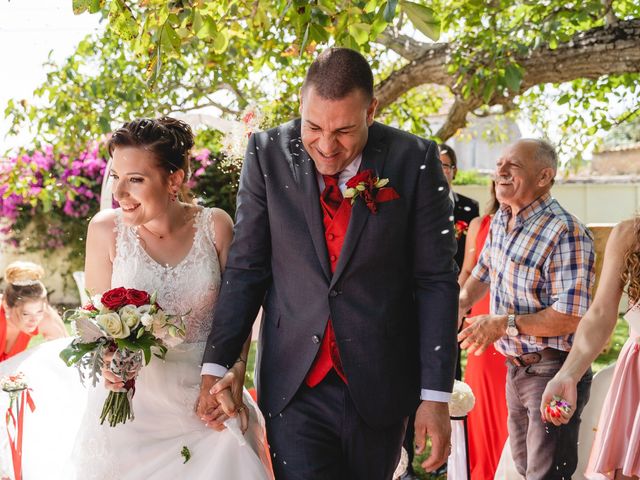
454, 220, 469, 240
344, 170, 400, 214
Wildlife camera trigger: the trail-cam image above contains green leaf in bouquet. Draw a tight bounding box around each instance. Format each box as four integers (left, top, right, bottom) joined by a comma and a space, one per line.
115, 337, 142, 352
60, 340, 100, 366
150, 291, 158, 305
136, 326, 145, 339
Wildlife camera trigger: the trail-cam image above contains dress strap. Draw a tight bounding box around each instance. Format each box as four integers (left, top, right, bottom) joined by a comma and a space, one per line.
201, 208, 217, 248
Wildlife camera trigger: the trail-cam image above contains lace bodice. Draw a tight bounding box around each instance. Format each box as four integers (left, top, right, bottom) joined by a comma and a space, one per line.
111, 207, 221, 343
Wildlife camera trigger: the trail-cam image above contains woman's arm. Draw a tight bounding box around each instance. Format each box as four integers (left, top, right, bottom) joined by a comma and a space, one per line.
541, 220, 633, 424
555, 221, 632, 381
84, 210, 118, 295
39, 305, 68, 339
458, 216, 482, 289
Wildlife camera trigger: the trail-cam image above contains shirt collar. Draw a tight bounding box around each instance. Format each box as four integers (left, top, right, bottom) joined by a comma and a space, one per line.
317, 154, 363, 194
498, 192, 553, 227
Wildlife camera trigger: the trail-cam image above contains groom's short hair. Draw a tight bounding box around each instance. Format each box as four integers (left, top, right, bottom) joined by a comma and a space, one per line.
302, 48, 374, 102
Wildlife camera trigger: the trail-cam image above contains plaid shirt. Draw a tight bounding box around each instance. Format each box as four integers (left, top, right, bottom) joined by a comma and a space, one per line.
472, 193, 595, 356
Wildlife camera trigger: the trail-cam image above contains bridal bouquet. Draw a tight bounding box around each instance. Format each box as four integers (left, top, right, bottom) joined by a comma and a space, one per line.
60, 287, 186, 427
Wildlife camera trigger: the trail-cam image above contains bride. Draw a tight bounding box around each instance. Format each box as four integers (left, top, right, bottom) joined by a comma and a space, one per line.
0, 117, 273, 479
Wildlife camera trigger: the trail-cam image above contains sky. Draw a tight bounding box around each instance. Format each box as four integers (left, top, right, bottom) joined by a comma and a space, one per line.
0, 0, 101, 153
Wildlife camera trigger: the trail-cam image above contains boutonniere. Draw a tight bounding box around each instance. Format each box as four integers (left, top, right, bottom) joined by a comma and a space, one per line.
344, 169, 400, 214
454, 220, 469, 240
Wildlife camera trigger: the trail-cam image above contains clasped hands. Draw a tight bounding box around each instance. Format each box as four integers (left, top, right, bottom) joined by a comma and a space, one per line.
195, 362, 249, 434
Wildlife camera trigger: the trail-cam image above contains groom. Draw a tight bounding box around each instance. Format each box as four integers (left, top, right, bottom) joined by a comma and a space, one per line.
198, 48, 458, 480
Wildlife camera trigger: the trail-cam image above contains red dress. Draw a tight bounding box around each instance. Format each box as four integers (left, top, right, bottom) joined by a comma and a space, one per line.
0, 305, 37, 362
464, 215, 509, 480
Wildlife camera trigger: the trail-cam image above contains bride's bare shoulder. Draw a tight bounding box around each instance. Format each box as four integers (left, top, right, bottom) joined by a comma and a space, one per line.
87, 209, 119, 244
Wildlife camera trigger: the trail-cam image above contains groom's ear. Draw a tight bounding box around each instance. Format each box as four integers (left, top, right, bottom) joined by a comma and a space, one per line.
366, 97, 378, 126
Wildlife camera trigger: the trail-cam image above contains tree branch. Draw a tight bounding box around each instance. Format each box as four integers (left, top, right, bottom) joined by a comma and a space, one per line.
602, 0, 618, 27
435, 96, 482, 141
374, 18, 640, 141
376, 30, 435, 61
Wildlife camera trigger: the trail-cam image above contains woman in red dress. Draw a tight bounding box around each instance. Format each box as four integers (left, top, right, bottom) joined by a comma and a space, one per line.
458, 183, 508, 480
0, 261, 66, 362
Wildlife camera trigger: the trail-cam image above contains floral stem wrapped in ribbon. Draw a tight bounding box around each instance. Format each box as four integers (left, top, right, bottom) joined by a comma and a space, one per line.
1, 372, 35, 480
60, 287, 186, 427
344, 169, 400, 214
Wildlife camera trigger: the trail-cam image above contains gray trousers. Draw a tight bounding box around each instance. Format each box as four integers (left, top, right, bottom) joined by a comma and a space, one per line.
506, 355, 592, 480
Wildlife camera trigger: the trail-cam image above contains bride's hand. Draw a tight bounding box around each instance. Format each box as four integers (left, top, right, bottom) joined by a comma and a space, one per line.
210, 363, 249, 434
196, 375, 225, 431
101, 350, 125, 392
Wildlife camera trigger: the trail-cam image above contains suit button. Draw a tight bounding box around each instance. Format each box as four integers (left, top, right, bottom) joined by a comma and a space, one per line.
328, 233, 335, 240
330, 255, 337, 262
329, 290, 339, 297
312, 335, 321, 344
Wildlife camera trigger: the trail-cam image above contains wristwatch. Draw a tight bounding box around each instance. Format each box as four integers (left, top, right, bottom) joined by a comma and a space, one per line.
506, 314, 519, 337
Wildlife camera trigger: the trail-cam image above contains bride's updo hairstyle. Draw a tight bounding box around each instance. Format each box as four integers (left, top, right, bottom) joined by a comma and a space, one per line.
107, 117, 195, 199
3, 261, 48, 308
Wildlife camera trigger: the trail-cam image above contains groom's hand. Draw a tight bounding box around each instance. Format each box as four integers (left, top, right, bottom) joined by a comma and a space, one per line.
414, 400, 451, 472
196, 375, 227, 431
210, 368, 250, 434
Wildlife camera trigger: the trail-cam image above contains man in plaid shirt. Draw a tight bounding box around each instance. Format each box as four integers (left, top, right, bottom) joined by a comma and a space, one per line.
458, 139, 595, 480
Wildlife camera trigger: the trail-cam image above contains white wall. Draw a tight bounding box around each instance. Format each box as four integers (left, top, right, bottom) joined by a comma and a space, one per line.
456, 183, 639, 224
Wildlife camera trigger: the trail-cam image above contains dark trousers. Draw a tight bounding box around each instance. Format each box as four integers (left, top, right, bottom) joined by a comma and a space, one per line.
506, 355, 592, 480
265, 370, 408, 480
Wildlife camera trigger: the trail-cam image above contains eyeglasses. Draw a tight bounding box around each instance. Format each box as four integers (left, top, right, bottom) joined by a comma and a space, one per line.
441, 163, 455, 171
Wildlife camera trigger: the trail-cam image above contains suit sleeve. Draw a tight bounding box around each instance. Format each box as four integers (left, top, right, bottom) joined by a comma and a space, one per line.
202, 133, 272, 367
414, 141, 459, 394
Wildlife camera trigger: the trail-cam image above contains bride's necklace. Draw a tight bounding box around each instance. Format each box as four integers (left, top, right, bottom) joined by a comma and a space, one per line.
139, 224, 167, 240
137, 206, 195, 240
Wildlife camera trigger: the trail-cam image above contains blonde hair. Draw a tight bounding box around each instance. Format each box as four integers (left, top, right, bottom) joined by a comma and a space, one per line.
622, 218, 640, 304
3, 261, 47, 308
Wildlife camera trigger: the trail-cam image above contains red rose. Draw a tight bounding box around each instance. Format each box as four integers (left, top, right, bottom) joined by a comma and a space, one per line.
125, 288, 150, 307
82, 303, 97, 312
101, 287, 128, 310
346, 170, 373, 188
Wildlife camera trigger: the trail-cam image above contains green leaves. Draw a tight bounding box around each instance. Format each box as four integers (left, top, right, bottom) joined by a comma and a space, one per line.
504, 63, 523, 92
400, 1, 440, 40
72, 0, 104, 15
60, 340, 101, 366
108, 0, 138, 42
383, 0, 398, 22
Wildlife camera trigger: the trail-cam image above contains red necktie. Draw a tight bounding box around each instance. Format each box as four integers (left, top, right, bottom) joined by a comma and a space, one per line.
321, 174, 342, 218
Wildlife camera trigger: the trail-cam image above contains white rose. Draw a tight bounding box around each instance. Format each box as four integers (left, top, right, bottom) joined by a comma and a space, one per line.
119, 305, 141, 329
140, 312, 153, 327
96, 312, 130, 339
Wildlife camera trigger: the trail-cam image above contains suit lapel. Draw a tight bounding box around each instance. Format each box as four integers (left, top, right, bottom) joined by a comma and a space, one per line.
330, 123, 388, 288
288, 122, 332, 282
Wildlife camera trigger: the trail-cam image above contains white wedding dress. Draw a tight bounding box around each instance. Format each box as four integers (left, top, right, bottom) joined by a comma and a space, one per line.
0, 208, 272, 479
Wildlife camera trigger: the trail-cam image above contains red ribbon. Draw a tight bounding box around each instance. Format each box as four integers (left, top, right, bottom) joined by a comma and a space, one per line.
5, 388, 35, 480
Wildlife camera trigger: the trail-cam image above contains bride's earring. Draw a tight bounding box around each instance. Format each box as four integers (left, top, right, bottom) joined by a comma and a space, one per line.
169, 189, 178, 202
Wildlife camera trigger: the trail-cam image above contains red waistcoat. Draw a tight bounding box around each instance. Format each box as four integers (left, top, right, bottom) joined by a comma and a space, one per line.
305, 198, 351, 387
